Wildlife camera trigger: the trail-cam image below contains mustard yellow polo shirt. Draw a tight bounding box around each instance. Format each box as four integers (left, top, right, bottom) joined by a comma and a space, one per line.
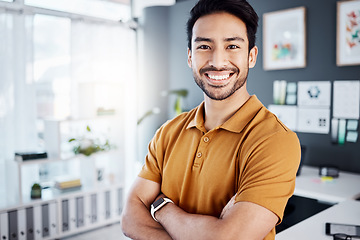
139, 95, 300, 239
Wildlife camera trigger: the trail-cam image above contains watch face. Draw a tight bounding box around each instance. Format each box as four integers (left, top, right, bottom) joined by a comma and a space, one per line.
153, 198, 165, 208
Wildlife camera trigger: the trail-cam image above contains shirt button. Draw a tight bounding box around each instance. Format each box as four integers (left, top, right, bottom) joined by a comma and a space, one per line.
197, 152, 202, 158
203, 137, 210, 143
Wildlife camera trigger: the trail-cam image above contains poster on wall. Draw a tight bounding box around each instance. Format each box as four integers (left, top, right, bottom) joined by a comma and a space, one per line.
333, 80, 360, 119
337, 0, 360, 66
263, 7, 306, 70
297, 81, 331, 107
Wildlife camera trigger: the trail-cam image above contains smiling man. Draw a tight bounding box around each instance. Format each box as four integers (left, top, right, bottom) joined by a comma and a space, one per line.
121, 0, 301, 239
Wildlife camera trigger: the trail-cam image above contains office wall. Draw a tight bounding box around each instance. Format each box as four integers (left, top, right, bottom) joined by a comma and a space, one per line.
142, 0, 360, 173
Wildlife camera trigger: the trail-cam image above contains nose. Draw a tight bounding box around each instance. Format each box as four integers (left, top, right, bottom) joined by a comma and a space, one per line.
208, 49, 228, 68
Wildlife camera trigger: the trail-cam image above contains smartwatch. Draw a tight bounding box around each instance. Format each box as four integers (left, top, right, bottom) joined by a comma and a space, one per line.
150, 197, 174, 222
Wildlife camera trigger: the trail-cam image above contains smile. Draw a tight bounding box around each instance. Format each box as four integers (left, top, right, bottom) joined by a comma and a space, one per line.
207, 74, 230, 80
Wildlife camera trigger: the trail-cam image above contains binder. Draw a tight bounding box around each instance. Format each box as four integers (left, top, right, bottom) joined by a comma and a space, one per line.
17, 208, 26, 240
84, 194, 92, 227
0, 211, 9, 240
26, 207, 34, 240
68, 198, 76, 231
97, 191, 105, 222
90, 194, 97, 224
8, 210, 18, 240
111, 189, 118, 218
61, 200, 69, 232
33, 205, 42, 240
117, 188, 123, 216
105, 191, 111, 220
41, 204, 49, 238
76, 197, 84, 228
48, 202, 58, 237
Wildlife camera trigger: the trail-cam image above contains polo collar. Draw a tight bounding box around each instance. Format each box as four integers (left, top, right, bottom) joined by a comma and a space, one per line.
186, 95, 263, 133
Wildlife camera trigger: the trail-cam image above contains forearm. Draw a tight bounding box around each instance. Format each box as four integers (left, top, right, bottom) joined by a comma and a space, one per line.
155, 198, 276, 240
155, 203, 226, 240
121, 197, 172, 240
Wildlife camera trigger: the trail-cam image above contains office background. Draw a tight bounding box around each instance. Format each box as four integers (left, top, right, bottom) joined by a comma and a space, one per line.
139, 0, 360, 173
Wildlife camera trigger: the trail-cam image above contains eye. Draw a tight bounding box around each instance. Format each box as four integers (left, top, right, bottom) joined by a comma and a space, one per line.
197, 45, 210, 50
227, 45, 240, 49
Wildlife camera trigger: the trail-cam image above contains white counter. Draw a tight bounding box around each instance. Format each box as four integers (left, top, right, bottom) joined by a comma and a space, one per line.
294, 166, 360, 203
276, 200, 360, 240
276, 165, 360, 239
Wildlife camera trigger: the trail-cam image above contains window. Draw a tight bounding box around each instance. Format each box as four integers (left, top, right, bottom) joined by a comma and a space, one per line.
0, 1, 137, 202
34, 15, 71, 119
25, 0, 131, 22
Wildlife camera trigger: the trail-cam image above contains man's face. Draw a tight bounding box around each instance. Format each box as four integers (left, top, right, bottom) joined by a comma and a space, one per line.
188, 12, 258, 101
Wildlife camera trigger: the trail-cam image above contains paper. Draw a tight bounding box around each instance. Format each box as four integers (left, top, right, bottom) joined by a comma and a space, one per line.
331, 119, 339, 143
347, 120, 358, 131
268, 105, 297, 131
333, 81, 360, 119
298, 81, 331, 107
297, 107, 330, 134
346, 131, 358, 143
273, 80, 287, 105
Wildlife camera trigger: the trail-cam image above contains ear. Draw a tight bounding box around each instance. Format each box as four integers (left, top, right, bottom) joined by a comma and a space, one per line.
248, 46, 258, 69
187, 48, 192, 68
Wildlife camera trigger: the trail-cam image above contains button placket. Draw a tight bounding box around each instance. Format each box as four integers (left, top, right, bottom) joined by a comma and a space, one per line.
193, 134, 211, 169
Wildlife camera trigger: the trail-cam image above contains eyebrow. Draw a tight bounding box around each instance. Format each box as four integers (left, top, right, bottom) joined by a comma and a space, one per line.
194, 36, 245, 43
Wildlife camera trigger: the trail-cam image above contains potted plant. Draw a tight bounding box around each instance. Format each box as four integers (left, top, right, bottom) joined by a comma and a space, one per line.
68, 125, 114, 157
30, 183, 42, 199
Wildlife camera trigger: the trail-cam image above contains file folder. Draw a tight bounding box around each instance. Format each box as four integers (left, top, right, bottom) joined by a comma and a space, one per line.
61, 200, 69, 232
118, 188, 123, 215
97, 191, 105, 222
111, 189, 118, 218
76, 197, 84, 228
8, 210, 18, 240
1, 212, 9, 240
84, 194, 92, 226
90, 194, 97, 224
17, 208, 26, 240
49, 202, 57, 237
69, 198, 76, 231
41, 204, 49, 238
26, 207, 34, 240
33, 205, 43, 240
105, 191, 111, 220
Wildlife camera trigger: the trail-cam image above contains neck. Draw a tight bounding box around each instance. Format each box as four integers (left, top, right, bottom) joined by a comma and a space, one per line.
203, 87, 250, 131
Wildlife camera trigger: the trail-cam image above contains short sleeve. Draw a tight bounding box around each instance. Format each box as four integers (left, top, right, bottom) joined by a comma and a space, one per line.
138, 127, 164, 184
235, 130, 301, 224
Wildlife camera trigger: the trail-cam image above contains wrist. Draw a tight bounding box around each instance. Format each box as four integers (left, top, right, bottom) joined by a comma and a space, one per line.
151, 197, 174, 222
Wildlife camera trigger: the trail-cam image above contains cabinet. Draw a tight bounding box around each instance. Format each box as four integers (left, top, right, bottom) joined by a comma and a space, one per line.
1, 129, 125, 239
0, 111, 135, 239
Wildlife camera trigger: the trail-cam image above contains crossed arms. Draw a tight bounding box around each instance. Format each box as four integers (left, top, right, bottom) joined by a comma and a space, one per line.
121, 177, 278, 240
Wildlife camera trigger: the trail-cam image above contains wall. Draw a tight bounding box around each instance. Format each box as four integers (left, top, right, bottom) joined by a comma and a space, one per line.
137, 6, 170, 163
141, 0, 360, 173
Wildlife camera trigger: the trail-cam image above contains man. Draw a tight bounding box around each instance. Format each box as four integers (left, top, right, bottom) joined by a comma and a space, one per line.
121, 0, 301, 239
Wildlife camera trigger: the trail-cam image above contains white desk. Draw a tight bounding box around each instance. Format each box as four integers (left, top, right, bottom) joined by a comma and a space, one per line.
276, 200, 360, 240
294, 166, 360, 203
276, 166, 360, 239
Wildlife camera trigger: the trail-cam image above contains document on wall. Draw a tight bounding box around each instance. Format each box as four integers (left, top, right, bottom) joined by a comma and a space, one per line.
297, 81, 331, 107
268, 105, 297, 131
333, 80, 360, 119
297, 107, 330, 134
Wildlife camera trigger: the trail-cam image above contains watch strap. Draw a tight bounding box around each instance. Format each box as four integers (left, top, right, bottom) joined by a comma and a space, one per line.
150, 197, 174, 222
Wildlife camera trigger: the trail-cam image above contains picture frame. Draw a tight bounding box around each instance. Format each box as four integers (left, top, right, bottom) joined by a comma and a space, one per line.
337, 0, 360, 66
263, 7, 306, 70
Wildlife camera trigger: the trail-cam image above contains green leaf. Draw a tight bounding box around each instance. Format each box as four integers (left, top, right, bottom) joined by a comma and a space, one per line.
68, 138, 76, 142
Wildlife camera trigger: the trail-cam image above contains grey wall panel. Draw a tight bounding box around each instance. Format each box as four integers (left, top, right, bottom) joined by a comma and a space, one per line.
141, 0, 360, 173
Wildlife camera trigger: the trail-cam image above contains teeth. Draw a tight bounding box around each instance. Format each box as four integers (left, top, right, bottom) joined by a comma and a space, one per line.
208, 74, 230, 80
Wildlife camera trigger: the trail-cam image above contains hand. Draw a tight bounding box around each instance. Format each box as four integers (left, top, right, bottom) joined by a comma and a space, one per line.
220, 195, 237, 219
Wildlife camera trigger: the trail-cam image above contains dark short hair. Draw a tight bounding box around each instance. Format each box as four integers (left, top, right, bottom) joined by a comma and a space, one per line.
186, 0, 259, 52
